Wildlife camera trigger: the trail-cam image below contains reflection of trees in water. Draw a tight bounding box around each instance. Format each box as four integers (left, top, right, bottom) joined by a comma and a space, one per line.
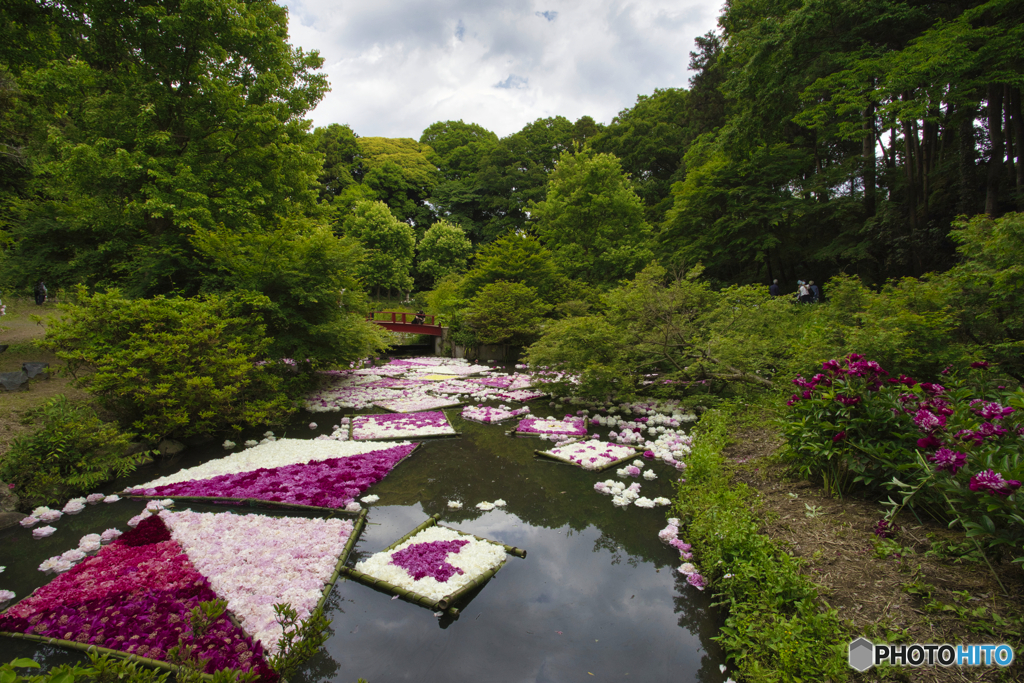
298, 590, 344, 683
592, 531, 640, 567
671, 571, 728, 683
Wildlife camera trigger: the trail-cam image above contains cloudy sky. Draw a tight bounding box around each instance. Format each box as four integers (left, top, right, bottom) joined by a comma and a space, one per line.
280, 0, 722, 140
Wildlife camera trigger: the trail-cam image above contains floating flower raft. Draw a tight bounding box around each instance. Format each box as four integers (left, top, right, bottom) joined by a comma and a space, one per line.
513, 415, 588, 438
342, 514, 526, 616
351, 410, 458, 441
125, 440, 420, 511
373, 395, 463, 414
535, 440, 639, 471
0, 509, 366, 677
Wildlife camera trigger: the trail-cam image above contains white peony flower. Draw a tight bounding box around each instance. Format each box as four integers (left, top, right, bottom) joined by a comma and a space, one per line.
447, 500, 463, 509
360, 495, 380, 504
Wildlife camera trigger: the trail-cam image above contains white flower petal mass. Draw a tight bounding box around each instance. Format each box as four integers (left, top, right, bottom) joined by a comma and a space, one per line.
476, 501, 496, 511
360, 495, 380, 504
447, 500, 463, 509
354, 526, 507, 603
540, 441, 636, 470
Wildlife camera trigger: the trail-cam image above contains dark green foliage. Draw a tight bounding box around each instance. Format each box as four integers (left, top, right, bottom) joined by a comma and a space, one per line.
0, 395, 140, 509
0, 0, 328, 296
3, 655, 170, 683
39, 289, 293, 441
267, 603, 332, 681
194, 217, 392, 366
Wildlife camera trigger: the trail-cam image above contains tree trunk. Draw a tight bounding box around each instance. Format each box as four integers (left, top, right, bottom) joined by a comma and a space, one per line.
1011, 86, 1024, 210
863, 100, 876, 217
958, 108, 977, 216
986, 83, 1004, 216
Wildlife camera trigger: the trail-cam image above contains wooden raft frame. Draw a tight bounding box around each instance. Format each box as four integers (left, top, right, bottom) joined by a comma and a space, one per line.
339, 514, 526, 617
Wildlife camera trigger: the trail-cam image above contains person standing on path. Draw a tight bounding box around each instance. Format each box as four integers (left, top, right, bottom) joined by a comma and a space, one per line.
34, 280, 47, 305
809, 280, 820, 303
769, 279, 780, 297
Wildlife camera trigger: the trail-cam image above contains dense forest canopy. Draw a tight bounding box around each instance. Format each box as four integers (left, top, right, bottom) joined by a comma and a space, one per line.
1, 0, 1022, 375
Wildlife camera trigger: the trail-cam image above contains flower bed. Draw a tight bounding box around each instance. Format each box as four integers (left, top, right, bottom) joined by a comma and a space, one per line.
159, 509, 356, 653
353, 526, 507, 604
127, 443, 419, 510
536, 440, 636, 471
461, 404, 531, 424
351, 411, 457, 440
0, 515, 278, 680
129, 439, 416, 489
373, 395, 463, 413
514, 415, 587, 437
492, 389, 548, 403
465, 374, 534, 390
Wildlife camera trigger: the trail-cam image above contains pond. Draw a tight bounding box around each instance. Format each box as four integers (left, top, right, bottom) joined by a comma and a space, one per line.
0, 391, 726, 682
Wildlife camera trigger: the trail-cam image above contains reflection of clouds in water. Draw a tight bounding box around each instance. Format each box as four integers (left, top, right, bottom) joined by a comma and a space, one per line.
325, 504, 718, 682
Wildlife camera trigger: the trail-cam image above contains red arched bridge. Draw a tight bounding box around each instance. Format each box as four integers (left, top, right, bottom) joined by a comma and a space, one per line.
368, 311, 444, 336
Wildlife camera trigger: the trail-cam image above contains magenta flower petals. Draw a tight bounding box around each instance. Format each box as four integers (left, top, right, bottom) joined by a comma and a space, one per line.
928, 448, 967, 474
129, 444, 418, 509
351, 411, 455, 440
969, 469, 1022, 496
0, 536, 275, 681
390, 540, 471, 582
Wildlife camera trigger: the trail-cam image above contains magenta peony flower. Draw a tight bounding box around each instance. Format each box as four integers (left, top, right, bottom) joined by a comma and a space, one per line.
969, 470, 1021, 497
913, 409, 945, 431
873, 519, 899, 538
928, 448, 966, 474
686, 573, 707, 590
832, 431, 846, 443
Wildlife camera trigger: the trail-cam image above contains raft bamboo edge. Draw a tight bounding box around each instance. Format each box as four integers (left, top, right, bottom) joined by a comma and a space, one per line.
118, 494, 361, 514
380, 514, 441, 553
338, 566, 458, 617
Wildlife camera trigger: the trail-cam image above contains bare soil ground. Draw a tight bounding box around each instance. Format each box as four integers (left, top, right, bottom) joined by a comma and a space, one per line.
725, 421, 1024, 682
0, 297, 90, 456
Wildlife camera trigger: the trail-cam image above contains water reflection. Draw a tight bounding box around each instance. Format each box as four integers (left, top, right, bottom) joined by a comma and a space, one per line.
1, 396, 726, 682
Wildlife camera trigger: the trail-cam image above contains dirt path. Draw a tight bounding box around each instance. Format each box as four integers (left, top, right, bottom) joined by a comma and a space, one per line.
0, 297, 90, 456
726, 423, 1023, 682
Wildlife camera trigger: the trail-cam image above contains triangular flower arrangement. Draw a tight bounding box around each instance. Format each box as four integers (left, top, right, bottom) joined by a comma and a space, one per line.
125, 440, 420, 511
0, 510, 364, 678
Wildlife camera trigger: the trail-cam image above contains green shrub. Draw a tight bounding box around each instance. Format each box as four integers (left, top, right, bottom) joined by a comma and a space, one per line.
0, 395, 141, 508
39, 288, 293, 441
3, 656, 170, 683
464, 281, 551, 346
672, 409, 848, 681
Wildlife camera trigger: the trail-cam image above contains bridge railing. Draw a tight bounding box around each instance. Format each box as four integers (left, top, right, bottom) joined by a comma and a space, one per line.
367, 311, 438, 326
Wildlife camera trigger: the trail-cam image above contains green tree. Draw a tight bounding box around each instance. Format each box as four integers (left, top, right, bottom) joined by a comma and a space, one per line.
465, 281, 551, 346
530, 146, 654, 286
192, 217, 390, 366
342, 200, 416, 296
416, 219, 473, 286
420, 120, 499, 240
1, 0, 328, 295
357, 137, 439, 230
459, 232, 560, 301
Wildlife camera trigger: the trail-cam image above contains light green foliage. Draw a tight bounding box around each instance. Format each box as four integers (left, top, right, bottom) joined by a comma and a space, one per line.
424, 274, 477, 347
416, 219, 474, 285
343, 201, 416, 295
267, 603, 332, 680
673, 410, 848, 681
39, 288, 292, 441
192, 218, 390, 367
459, 233, 560, 302
531, 146, 653, 285
526, 265, 785, 399
464, 282, 551, 346
356, 137, 439, 228
168, 600, 259, 683
946, 213, 1024, 381
3, 655, 170, 683
0, 395, 140, 509
1, 0, 327, 295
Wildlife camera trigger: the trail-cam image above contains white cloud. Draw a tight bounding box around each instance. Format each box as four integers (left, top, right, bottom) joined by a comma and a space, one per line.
281, 0, 721, 139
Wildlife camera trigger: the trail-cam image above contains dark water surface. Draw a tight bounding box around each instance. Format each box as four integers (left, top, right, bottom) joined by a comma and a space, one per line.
0, 401, 725, 682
